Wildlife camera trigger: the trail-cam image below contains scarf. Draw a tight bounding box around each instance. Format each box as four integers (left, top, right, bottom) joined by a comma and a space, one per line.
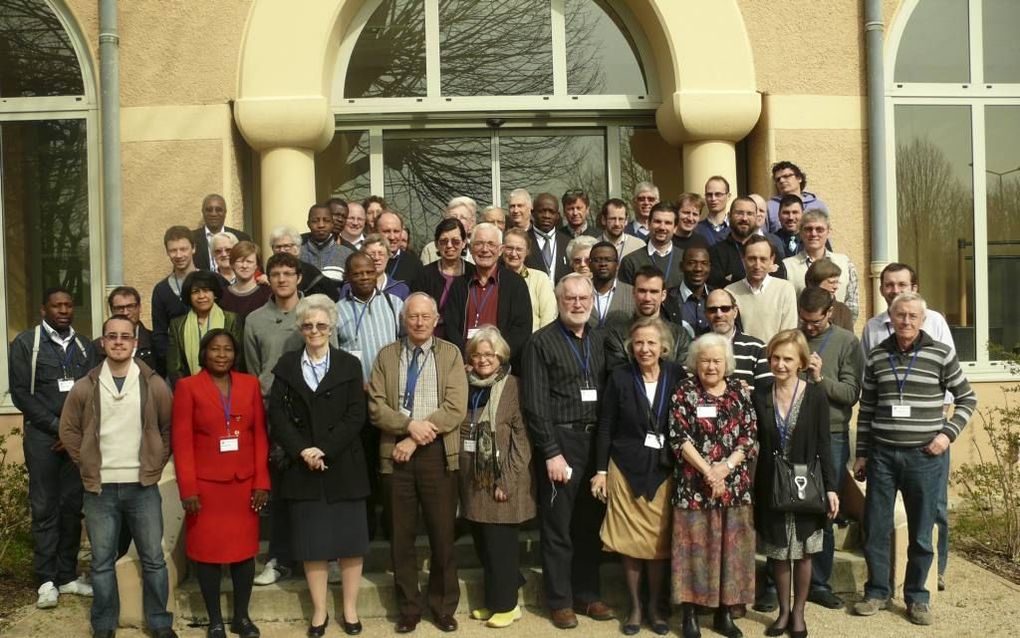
183, 305, 225, 376
466, 366, 509, 489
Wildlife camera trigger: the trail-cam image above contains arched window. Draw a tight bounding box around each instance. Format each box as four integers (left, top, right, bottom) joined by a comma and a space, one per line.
0, 0, 97, 402
889, 0, 1020, 369
318, 0, 672, 247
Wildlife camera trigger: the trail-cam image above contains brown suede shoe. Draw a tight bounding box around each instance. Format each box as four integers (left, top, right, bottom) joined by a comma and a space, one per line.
574, 600, 615, 621
550, 608, 579, 629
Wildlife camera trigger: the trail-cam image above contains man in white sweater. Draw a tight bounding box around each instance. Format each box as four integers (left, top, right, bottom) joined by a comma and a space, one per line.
725, 235, 798, 343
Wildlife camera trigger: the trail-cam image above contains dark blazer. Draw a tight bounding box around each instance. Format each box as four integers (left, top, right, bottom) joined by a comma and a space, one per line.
752, 382, 837, 547
603, 314, 692, 374
192, 225, 253, 271
410, 260, 475, 312
442, 265, 533, 372
524, 227, 571, 283
93, 323, 157, 373
165, 309, 244, 385
268, 347, 369, 502
596, 360, 686, 499
387, 250, 424, 287
707, 234, 788, 289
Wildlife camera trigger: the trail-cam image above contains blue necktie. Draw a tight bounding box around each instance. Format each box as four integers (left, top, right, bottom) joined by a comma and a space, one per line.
403, 347, 423, 411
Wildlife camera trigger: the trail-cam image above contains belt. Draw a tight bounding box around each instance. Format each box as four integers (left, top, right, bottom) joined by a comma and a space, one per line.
555, 423, 596, 433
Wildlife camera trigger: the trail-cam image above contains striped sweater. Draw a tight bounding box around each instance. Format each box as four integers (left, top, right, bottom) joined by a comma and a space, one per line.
857, 330, 976, 455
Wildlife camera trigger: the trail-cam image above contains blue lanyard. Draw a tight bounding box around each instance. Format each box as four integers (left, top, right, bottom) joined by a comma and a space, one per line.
593, 288, 613, 327
387, 252, 402, 279
309, 350, 330, 386
349, 296, 371, 342
632, 367, 669, 426
470, 390, 485, 426
470, 279, 497, 328
773, 377, 801, 449
218, 376, 233, 435
403, 345, 426, 411
558, 323, 591, 384
48, 338, 77, 376
887, 347, 920, 402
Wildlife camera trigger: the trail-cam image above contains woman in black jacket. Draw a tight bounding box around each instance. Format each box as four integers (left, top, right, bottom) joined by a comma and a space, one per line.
752, 330, 838, 638
409, 218, 473, 339
591, 316, 686, 635
268, 294, 368, 636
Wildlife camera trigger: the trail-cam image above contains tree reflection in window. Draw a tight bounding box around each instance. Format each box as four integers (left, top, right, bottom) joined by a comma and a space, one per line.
0, 0, 84, 97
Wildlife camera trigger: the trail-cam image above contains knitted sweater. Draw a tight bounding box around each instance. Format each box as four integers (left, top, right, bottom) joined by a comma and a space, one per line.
725, 276, 798, 343
804, 325, 863, 433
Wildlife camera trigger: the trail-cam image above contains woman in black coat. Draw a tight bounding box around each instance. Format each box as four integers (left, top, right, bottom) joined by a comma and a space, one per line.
752, 330, 838, 638
409, 217, 473, 339
268, 294, 368, 636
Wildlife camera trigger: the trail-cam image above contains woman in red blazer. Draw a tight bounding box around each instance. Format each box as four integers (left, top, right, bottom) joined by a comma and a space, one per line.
172, 329, 269, 638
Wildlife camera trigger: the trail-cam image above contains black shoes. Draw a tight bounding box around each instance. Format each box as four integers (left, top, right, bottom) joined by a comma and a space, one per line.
343, 617, 363, 635
806, 588, 844, 610
764, 617, 787, 637
681, 604, 701, 638
307, 615, 329, 637
229, 617, 260, 638
434, 614, 458, 632
93, 631, 115, 638
753, 589, 778, 613
713, 607, 743, 638
207, 624, 227, 638
395, 614, 420, 633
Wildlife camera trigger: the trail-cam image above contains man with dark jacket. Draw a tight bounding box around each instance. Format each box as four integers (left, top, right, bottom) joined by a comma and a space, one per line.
442, 223, 533, 372
9, 287, 98, 609
525, 193, 572, 283
93, 286, 156, 372
192, 193, 252, 271
59, 315, 177, 638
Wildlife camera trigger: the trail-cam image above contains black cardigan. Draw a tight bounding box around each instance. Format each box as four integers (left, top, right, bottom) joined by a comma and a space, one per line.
268, 347, 369, 502
596, 360, 687, 499
752, 382, 836, 546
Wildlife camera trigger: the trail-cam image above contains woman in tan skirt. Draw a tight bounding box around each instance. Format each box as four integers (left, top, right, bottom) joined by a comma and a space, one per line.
592, 317, 685, 635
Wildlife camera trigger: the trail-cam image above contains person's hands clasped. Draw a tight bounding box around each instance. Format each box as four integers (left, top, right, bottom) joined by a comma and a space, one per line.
494, 486, 509, 502
407, 420, 439, 445
546, 454, 570, 483
251, 489, 269, 512
923, 433, 950, 456
182, 495, 201, 515
300, 446, 327, 471
826, 491, 840, 520
704, 462, 730, 499
392, 437, 417, 463
590, 473, 607, 502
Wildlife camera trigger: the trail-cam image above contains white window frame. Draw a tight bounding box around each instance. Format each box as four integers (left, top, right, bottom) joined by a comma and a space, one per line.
0, 0, 101, 411
885, 0, 1020, 380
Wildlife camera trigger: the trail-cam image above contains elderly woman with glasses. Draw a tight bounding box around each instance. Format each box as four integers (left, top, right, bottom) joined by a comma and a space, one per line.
268, 294, 369, 636
459, 326, 534, 628
499, 228, 557, 331
166, 270, 243, 386
668, 333, 757, 638
211, 231, 240, 283
566, 235, 598, 278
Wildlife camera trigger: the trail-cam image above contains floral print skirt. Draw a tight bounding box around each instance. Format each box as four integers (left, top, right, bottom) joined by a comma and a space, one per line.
670, 505, 755, 607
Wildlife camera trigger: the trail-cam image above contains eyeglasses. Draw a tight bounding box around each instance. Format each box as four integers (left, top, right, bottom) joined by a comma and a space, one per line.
272, 243, 297, 252
473, 241, 500, 251
706, 305, 734, 314
571, 257, 590, 265
111, 302, 138, 313
438, 237, 463, 246
774, 172, 798, 182
502, 245, 525, 254
300, 322, 331, 333
562, 295, 592, 304
799, 313, 831, 327
801, 225, 828, 235
103, 333, 135, 342
470, 352, 499, 361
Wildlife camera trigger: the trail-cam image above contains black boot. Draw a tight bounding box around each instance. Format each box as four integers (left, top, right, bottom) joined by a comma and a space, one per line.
681, 604, 701, 638
713, 607, 743, 638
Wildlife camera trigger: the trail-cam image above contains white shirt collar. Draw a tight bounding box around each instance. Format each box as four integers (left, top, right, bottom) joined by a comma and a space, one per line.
42, 320, 76, 347
745, 275, 772, 294
647, 241, 673, 258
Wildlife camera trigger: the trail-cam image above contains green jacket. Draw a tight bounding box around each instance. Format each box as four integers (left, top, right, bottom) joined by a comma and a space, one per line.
166, 309, 244, 386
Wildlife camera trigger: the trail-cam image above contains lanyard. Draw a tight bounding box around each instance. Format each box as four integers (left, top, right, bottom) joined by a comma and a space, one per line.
773, 377, 801, 449
309, 350, 330, 386
47, 339, 77, 377
593, 288, 614, 327
470, 279, 497, 328
387, 252, 402, 279
632, 367, 669, 427
218, 376, 233, 435
558, 323, 591, 384
816, 327, 834, 355
653, 247, 675, 279
469, 390, 485, 426
349, 296, 371, 343
887, 347, 920, 402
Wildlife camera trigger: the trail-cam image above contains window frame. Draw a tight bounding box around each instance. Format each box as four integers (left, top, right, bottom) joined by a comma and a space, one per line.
886, 0, 1020, 380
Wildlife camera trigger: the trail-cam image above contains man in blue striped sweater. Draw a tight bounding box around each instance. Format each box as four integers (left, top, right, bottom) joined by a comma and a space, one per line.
851, 291, 976, 626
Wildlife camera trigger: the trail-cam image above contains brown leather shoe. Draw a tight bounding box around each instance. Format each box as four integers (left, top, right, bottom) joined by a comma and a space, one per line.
433, 614, 458, 632
550, 608, 579, 629
395, 614, 420, 633
574, 600, 615, 621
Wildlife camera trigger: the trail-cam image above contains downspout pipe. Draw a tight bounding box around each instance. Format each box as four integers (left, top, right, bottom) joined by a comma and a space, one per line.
99, 0, 122, 286
865, 0, 888, 312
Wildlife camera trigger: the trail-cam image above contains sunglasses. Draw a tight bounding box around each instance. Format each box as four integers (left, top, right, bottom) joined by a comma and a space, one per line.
706, 305, 734, 314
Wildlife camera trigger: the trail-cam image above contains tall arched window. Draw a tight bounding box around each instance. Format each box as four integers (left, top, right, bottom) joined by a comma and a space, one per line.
889, 0, 1020, 369
317, 0, 677, 246
0, 0, 98, 403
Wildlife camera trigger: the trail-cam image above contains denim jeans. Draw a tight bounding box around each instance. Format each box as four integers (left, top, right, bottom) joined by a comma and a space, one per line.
810, 432, 850, 592
862, 444, 944, 605
83, 483, 173, 632
936, 450, 950, 576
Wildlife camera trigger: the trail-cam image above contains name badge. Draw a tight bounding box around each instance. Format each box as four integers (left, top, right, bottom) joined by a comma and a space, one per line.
697, 405, 717, 419
644, 433, 664, 449
219, 436, 239, 453
467, 328, 480, 339
580, 388, 598, 402
400, 406, 412, 417
58, 378, 75, 393
349, 350, 363, 362
463, 439, 477, 453
892, 405, 912, 418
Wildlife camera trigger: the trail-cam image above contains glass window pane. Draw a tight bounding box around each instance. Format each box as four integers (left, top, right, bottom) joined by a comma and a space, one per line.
984, 105, 1020, 358
498, 131, 607, 219
382, 134, 492, 249
565, 0, 646, 95
0, 0, 84, 97
3, 119, 92, 342
345, 0, 426, 98
894, 0, 970, 83
982, 0, 1020, 84
316, 130, 371, 204
895, 105, 974, 360
439, 0, 552, 96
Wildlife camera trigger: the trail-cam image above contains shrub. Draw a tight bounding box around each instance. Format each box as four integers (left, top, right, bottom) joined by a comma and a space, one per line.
0, 428, 30, 568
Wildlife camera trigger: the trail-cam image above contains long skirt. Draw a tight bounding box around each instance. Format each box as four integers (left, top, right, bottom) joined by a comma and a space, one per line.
600, 460, 672, 560
670, 506, 755, 607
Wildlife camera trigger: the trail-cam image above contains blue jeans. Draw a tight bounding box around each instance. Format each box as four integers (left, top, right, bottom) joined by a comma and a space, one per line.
83, 483, 173, 632
810, 432, 850, 592
937, 450, 950, 576
862, 444, 945, 605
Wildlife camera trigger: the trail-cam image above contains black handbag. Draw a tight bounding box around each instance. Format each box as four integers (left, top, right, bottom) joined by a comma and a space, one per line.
770, 452, 826, 514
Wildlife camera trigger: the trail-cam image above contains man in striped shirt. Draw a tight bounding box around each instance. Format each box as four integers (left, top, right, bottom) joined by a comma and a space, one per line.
852, 292, 976, 627
706, 288, 771, 391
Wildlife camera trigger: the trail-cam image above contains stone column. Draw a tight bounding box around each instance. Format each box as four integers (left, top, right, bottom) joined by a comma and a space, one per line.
259, 146, 317, 245
682, 140, 738, 196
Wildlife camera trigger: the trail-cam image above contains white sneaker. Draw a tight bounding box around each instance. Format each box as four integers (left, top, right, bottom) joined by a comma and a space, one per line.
253, 558, 281, 586
328, 561, 342, 584
58, 575, 93, 597
36, 581, 59, 609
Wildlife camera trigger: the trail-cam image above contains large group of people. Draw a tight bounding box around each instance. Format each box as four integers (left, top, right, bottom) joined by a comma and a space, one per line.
8, 163, 977, 638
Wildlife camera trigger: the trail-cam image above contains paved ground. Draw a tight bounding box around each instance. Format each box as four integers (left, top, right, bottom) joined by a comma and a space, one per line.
5, 553, 1020, 637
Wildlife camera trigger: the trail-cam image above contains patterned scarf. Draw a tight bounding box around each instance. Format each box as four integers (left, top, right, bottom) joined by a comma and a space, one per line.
466, 366, 508, 489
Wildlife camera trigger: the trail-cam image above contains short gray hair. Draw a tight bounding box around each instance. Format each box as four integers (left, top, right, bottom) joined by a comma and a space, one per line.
554, 272, 595, 299
890, 291, 927, 315
802, 209, 830, 228
362, 233, 391, 255
211, 231, 239, 250
401, 292, 439, 321
295, 294, 339, 329
633, 181, 659, 199
508, 188, 531, 203
447, 196, 477, 216
466, 325, 511, 365
269, 225, 303, 248
686, 333, 737, 378
470, 222, 503, 244
566, 235, 598, 259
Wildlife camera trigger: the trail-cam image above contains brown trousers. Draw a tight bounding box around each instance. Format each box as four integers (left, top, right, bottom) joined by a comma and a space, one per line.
387, 440, 460, 618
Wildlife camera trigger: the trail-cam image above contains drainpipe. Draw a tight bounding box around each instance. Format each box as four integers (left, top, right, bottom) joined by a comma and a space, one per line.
99, 0, 122, 286
865, 0, 888, 313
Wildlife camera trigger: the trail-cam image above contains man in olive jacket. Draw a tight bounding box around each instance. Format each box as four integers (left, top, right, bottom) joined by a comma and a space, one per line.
59, 315, 176, 638
368, 292, 467, 634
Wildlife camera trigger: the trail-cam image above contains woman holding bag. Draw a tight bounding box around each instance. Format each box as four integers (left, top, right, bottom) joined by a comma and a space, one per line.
753, 329, 839, 638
